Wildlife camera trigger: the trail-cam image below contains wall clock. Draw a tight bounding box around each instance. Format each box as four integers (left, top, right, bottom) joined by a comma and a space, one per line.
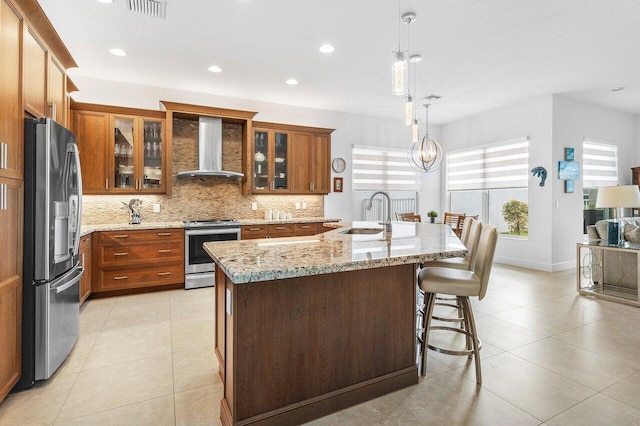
332, 157, 346, 173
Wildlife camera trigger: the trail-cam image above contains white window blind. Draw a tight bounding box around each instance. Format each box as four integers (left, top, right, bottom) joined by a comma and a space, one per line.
352, 145, 420, 191
447, 138, 529, 191
582, 139, 618, 188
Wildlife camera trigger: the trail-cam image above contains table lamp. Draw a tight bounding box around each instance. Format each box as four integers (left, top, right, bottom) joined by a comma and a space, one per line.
595, 185, 640, 245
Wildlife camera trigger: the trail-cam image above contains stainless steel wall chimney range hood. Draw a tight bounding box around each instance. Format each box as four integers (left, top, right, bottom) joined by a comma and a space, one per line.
177, 116, 244, 178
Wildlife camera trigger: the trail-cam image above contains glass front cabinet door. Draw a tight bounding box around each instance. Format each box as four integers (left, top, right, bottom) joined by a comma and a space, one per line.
252, 128, 290, 193
110, 115, 165, 193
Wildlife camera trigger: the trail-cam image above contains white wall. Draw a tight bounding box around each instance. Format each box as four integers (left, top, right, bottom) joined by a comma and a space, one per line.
70, 76, 432, 221
552, 95, 636, 269
636, 115, 640, 164
442, 95, 555, 270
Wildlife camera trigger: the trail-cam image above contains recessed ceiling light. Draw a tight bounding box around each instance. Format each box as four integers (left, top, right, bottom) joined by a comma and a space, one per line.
108, 48, 127, 57
612, 87, 625, 92
409, 55, 422, 63
96, 0, 114, 3
208, 65, 222, 73
319, 44, 335, 54
285, 79, 298, 85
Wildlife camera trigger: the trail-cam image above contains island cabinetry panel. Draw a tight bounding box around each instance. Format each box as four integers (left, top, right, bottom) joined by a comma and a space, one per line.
0, 177, 23, 401
0, 0, 23, 180
217, 264, 418, 425
94, 228, 184, 292
78, 234, 92, 304
71, 104, 167, 195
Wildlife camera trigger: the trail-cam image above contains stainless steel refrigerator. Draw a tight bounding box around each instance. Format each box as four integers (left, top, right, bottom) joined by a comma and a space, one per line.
14, 118, 84, 390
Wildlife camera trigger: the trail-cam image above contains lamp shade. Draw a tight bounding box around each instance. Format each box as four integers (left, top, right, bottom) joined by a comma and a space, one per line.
595, 185, 640, 208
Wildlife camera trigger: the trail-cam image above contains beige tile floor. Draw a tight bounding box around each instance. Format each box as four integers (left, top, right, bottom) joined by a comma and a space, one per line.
1, 264, 640, 425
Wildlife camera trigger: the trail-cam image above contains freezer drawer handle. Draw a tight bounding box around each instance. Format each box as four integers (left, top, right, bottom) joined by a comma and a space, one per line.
114, 252, 128, 257
52, 266, 84, 294
113, 275, 128, 280
157, 249, 171, 253
158, 272, 171, 276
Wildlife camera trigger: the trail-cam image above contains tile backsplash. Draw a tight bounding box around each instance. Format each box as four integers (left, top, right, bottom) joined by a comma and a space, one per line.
81, 118, 325, 225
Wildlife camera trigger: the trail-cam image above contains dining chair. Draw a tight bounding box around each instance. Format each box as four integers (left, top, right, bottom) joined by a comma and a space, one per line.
418, 224, 498, 384
443, 212, 466, 237
396, 212, 422, 222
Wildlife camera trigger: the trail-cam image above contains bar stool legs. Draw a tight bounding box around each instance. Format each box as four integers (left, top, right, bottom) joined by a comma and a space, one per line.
419, 293, 483, 384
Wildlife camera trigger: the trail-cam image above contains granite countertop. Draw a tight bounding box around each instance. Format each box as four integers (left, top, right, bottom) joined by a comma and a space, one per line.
238, 217, 340, 226
80, 221, 184, 236
204, 221, 467, 284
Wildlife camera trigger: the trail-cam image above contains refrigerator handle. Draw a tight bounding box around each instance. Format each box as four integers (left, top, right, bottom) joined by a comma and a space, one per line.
70, 144, 83, 257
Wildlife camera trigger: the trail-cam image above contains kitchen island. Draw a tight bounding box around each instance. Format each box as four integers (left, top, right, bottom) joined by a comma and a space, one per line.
204, 222, 466, 426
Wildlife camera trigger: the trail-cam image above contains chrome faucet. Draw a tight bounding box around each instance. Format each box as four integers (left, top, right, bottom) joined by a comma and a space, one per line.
366, 191, 392, 234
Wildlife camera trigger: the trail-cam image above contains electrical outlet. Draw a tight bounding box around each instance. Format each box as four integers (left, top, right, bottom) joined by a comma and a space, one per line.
251, 202, 258, 211
295, 202, 301, 210
153, 203, 161, 213
302, 201, 307, 210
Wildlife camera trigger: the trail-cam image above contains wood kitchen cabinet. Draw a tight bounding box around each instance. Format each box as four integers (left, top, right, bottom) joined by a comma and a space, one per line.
0, 177, 23, 401
93, 228, 184, 293
47, 55, 66, 126
291, 131, 332, 194
248, 122, 333, 195
251, 126, 291, 193
71, 104, 167, 194
79, 234, 92, 304
0, 0, 23, 180
241, 221, 329, 239
22, 27, 47, 118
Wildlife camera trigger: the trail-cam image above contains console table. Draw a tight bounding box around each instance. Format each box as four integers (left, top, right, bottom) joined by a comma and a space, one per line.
577, 241, 640, 306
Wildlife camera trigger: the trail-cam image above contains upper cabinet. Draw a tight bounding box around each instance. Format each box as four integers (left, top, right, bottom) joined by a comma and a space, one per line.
252, 127, 291, 193
0, 0, 23, 180
247, 122, 333, 195
47, 56, 66, 125
22, 27, 47, 118
71, 104, 167, 195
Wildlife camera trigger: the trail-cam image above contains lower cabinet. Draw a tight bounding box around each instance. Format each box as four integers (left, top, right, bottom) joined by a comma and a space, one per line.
79, 234, 92, 304
94, 228, 184, 292
241, 222, 329, 239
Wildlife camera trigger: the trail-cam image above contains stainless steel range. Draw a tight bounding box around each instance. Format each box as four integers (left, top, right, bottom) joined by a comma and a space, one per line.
183, 219, 241, 289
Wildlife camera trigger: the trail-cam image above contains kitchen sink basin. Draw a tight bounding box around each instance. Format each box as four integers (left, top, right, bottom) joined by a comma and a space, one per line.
339, 228, 383, 235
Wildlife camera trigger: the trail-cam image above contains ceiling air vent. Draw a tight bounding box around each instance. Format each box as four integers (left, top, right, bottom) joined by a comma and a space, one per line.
126, 0, 167, 19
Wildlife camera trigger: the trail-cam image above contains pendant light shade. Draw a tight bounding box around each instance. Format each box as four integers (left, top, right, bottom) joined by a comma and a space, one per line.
411, 119, 419, 143
405, 95, 413, 126
392, 51, 407, 96
409, 104, 444, 173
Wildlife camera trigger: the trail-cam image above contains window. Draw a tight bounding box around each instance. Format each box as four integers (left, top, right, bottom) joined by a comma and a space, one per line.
447, 138, 529, 237
582, 139, 619, 231
351, 145, 420, 221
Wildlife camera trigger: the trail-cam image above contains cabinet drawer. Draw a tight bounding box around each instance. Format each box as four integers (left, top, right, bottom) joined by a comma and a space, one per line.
293, 223, 318, 236
98, 240, 184, 266
241, 225, 267, 240
267, 223, 294, 237
98, 262, 184, 291
99, 228, 183, 244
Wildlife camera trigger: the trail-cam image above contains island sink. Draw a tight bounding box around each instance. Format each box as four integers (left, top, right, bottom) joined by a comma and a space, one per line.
338, 227, 383, 235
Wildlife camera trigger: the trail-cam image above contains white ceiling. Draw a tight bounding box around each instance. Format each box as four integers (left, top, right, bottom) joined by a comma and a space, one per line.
38, 0, 640, 124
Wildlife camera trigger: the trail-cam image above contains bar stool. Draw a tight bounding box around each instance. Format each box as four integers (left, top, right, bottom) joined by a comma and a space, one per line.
418, 224, 498, 384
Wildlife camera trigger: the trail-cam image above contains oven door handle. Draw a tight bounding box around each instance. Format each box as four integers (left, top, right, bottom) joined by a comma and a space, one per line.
185, 228, 241, 236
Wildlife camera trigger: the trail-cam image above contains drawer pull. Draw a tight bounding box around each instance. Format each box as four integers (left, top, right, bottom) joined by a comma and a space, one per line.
249, 228, 261, 231
157, 249, 171, 253
114, 252, 128, 257
113, 235, 129, 239
157, 232, 171, 236
158, 272, 171, 276
275, 226, 286, 230
300, 225, 311, 229
113, 276, 128, 280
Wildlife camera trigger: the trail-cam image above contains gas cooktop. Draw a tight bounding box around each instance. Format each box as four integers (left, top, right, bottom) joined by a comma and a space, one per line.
183, 219, 240, 228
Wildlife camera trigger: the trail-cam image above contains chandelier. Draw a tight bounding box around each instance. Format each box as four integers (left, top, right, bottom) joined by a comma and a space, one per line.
409, 104, 444, 173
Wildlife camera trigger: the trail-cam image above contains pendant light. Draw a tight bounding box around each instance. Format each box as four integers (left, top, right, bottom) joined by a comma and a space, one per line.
409, 104, 444, 173
402, 12, 416, 123
409, 54, 421, 139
